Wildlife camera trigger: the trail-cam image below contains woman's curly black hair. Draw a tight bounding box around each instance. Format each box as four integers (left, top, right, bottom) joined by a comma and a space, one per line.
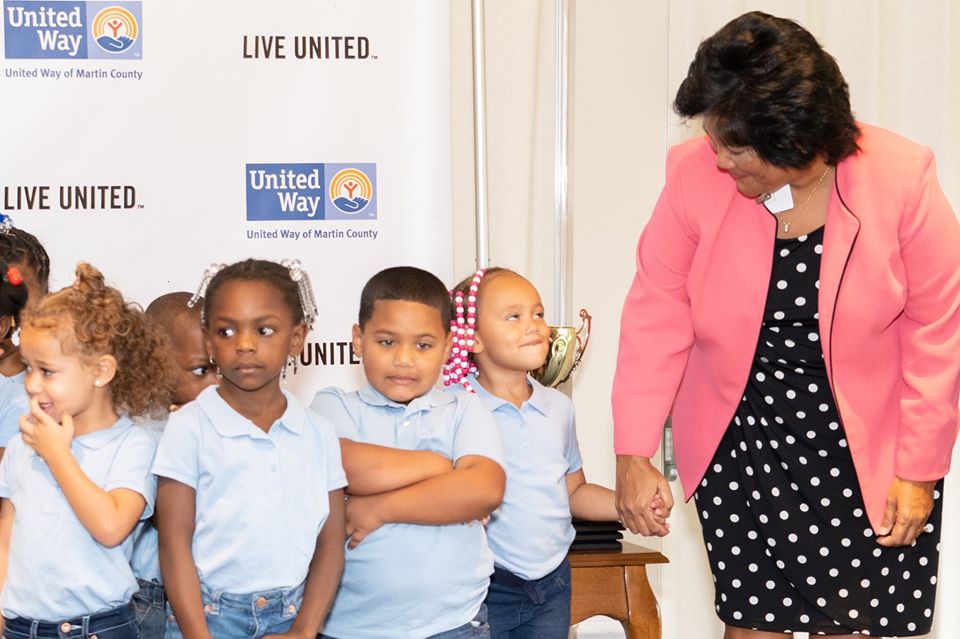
674, 11, 860, 167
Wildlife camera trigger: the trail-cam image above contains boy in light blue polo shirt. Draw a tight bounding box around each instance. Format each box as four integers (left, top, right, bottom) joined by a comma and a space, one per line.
311, 266, 506, 639
129, 292, 218, 639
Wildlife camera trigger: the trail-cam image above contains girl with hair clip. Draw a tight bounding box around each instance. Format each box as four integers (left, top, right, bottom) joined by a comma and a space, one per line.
0, 216, 52, 368
0, 216, 52, 457
0, 262, 175, 639
153, 259, 346, 639
445, 268, 620, 639
0, 262, 29, 458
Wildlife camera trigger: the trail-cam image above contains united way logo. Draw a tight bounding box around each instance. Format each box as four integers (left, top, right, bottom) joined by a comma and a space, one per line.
91, 5, 137, 53
329, 167, 373, 215
246, 163, 377, 222
3, 0, 142, 59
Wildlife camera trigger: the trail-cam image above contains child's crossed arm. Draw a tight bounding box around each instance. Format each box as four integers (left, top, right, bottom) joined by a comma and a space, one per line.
339, 439, 453, 495
345, 454, 504, 549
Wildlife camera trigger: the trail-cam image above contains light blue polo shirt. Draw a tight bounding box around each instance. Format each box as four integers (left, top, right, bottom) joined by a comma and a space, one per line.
0, 372, 27, 448
310, 385, 504, 639
470, 375, 583, 580
129, 419, 166, 583
0, 415, 157, 621
152, 386, 346, 593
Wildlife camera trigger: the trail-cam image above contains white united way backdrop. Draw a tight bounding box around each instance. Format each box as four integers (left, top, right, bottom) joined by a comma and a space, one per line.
0, 0, 452, 398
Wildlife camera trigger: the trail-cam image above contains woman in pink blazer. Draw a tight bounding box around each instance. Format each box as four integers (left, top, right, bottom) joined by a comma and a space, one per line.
612, 12, 960, 639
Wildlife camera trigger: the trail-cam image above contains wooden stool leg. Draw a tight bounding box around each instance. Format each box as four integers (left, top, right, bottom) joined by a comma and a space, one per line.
620, 565, 661, 639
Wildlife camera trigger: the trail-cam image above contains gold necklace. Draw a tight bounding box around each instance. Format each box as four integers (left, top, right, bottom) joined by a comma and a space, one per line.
778, 166, 831, 234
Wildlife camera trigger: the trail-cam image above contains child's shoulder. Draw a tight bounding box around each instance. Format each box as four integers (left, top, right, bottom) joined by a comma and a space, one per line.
309, 384, 360, 416
1, 432, 26, 461
531, 378, 573, 408
132, 415, 167, 441
311, 384, 356, 405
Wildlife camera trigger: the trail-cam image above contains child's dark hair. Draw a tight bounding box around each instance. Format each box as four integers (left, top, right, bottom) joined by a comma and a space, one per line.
203, 259, 306, 328
0, 259, 29, 331
358, 266, 452, 331
146, 292, 199, 336
449, 267, 511, 311
21, 263, 175, 417
0, 228, 51, 294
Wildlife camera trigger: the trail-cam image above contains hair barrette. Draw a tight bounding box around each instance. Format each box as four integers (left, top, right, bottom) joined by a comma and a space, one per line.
0, 214, 14, 236
4, 266, 22, 287
189, 263, 226, 324
281, 259, 319, 329
188, 263, 226, 309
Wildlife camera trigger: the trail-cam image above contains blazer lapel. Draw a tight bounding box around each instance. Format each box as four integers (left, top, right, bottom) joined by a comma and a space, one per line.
819, 167, 861, 382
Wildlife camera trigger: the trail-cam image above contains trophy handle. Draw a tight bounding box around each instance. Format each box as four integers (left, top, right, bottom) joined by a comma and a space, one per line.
557, 308, 592, 386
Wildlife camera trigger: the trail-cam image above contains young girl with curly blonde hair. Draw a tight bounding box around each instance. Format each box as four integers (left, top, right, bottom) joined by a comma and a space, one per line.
0, 262, 175, 639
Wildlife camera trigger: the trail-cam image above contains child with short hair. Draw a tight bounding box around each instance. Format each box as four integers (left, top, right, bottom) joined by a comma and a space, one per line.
0, 262, 174, 639
446, 268, 619, 638
129, 292, 218, 639
311, 265, 506, 639
154, 259, 346, 639
145, 292, 218, 411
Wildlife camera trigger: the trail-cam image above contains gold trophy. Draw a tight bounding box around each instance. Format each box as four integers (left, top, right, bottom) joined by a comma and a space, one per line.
530, 308, 592, 388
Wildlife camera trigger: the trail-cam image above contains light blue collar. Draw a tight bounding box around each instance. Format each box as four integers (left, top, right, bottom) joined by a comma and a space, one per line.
357, 384, 454, 414
73, 414, 135, 450
197, 385, 305, 438
469, 374, 549, 416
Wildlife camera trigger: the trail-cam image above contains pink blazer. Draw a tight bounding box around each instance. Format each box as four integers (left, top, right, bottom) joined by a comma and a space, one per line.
612, 123, 960, 530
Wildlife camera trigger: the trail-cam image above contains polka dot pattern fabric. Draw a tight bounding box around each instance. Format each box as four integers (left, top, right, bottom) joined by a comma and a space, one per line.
694, 227, 943, 636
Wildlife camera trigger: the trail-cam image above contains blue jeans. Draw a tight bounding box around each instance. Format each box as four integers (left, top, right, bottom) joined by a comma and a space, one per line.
484, 559, 571, 639
320, 604, 489, 639
132, 579, 165, 639
3, 604, 139, 639
427, 604, 490, 639
165, 581, 303, 639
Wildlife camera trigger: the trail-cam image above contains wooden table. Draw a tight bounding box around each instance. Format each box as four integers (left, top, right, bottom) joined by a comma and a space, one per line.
568, 541, 669, 639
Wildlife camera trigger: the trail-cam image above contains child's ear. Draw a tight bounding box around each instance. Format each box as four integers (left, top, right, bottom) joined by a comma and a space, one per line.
288, 323, 307, 357
470, 331, 485, 354
351, 324, 363, 359
93, 354, 117, 388
442, 330, 454, 360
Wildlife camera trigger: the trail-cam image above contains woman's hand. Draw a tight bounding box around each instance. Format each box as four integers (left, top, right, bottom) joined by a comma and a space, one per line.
615, 455, 674, 536
876, 477, 937, 547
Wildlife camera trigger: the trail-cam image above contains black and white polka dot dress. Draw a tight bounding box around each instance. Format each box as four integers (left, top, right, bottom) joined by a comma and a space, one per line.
694, 227, 943, 636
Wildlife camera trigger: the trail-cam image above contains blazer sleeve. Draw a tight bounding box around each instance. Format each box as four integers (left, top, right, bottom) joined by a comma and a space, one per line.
895, 149, 960, 480
611, 146, 699, 456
